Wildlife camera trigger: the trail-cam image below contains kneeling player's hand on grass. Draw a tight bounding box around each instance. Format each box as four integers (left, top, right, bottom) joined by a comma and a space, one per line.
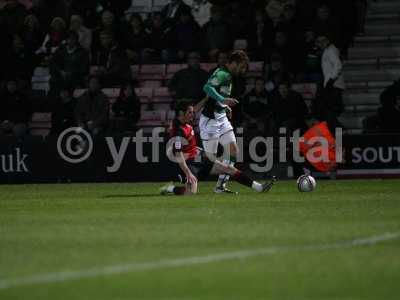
186, 172, 197, 185
223, 98, 239, 107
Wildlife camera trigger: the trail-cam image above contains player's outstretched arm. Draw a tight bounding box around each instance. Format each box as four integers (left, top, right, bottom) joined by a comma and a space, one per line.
175, 151, 197, 186
203, 83, 238, 107
203, 82, 225, 103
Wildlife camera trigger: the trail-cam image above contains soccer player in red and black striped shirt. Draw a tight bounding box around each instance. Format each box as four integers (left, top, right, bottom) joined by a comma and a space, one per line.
161, 100, 276, 195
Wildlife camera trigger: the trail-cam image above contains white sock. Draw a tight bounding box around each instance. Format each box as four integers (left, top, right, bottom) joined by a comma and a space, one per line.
252, 181, 263, 192
166, 185, 175, 193
217, 159, 233, 188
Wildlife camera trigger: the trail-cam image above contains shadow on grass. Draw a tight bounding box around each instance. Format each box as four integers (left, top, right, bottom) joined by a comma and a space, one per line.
104, 194, 162, 199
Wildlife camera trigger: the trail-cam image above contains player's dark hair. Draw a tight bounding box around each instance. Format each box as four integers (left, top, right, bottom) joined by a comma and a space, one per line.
174, 99, 193, 116
229, 50, 249, 65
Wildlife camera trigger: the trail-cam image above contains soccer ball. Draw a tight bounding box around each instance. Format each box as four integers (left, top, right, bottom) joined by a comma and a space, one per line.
297, 175, 316, 192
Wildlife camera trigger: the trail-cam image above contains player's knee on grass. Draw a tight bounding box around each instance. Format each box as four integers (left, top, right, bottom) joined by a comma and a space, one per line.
186, 182, 198, 195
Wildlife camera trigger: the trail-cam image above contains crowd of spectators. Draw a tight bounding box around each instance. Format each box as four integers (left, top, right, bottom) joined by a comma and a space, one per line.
0, 0, 369, 139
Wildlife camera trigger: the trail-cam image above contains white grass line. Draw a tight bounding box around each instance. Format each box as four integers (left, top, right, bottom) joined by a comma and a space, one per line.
0, 232, 399, 290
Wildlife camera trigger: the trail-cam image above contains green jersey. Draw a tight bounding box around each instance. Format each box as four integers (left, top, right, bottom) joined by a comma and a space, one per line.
202, 66, 233, 119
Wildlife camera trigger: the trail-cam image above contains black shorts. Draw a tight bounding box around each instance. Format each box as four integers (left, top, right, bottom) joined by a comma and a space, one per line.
178, 152, 214, 183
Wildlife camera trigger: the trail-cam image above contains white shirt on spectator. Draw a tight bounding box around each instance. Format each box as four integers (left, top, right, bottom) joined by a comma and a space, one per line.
184, 0, 211, 26
321, 44, 345, 90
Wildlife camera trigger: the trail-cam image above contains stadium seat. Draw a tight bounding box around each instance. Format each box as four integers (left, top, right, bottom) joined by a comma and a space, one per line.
137, 110, 167, 128
345, 129, 363, 135
344, 105, 356, 113
139, 64, 166, 80
152, 103, 172, 111
33, 67, 49, 77
126, 0, 152, 13
380, 57, 400, 64
29, 112, 52, 137
140, 101, 150, 112
367, 80, 393, 88
347, 81, 368, 89
152, 87, 173, 110
135, 87, 153, 99
136, 87, 153, 111
166, 64, 187, 79
153, 87, 171, 98
343, 93, 380, 106
141, 80, 162, 88
131, 65, 140, 78
348, 46, 400, 59
153, 0, 169, 6
153, 0, 169, 11
32, 67, 50, 93
200, 63, 217, 72
166, 110, 176, 121
345, 68, 400, 81
339, 113, 375, 130
354, 104, 380, 113
31, 81, 50, 93
31, 112, 51, 123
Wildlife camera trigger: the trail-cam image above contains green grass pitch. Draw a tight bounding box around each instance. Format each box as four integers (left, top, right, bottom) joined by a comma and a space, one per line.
0, 179, 400, 299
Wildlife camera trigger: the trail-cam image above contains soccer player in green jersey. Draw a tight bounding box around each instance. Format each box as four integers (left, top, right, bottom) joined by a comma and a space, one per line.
200, 50, 249, 193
